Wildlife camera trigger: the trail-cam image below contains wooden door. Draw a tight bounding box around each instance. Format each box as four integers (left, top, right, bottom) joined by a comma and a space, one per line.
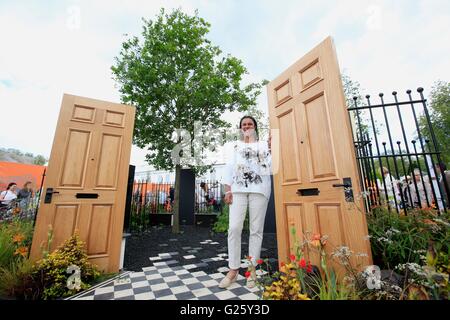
30, 94, 135, 272
267, 37, 372, 275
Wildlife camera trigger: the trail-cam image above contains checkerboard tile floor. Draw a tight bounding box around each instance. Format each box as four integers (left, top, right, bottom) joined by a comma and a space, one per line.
69, 238, 276, 300
70, 263, 261, 300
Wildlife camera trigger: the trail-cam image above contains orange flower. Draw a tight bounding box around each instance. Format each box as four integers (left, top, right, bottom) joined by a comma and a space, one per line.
12, 233, 25, 244
311, 233, 321, 247
14, 246, 28, 257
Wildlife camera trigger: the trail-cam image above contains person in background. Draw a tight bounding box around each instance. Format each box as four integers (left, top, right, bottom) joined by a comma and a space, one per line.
435, 163, 450, 208
200, 182, 218, 211
407, 169, 434, 208
17, 181, 33, 208
0, 182, 18, 206
378, 167, 400, 209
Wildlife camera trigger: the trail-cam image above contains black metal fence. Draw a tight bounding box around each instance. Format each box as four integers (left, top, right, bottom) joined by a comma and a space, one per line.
128, 180, 174, 232
348, 88, 449, 215
195, 180, 223, 214
128, 179, 224, 232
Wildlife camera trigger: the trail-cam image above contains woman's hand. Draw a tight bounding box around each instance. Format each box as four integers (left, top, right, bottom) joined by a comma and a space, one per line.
224, 192, 233, 205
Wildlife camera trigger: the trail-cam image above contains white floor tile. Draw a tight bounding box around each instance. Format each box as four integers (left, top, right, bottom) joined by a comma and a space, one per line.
170, 286, 190, 294
151, 283, 169, 291
181, 277, 199, 285
202, 279, 219, 287
215, 290, 236, 300
159, 295, 177, 300
95, 286, 114, 295
114, 289, 134, 299
134, 292, 155, 300
191, 271, 207, 277
192, 288, 213, 298
131, 280, 150, 289
165, 275, 180, 282
146, 273, 163, 280
239, 293, 259, 300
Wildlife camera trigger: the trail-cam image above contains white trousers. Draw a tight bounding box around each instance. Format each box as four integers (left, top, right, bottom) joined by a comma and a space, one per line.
228, 192, 269, 270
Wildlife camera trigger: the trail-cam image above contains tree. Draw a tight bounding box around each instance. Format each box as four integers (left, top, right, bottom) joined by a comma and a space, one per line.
342, 73, 370, 139
33, 155, 47, 166
112, 9, 264, 233
419, 81, 450, 166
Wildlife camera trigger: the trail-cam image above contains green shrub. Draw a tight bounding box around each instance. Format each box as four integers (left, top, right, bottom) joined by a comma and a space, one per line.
212, 204, 249, 233
31, 233, 101, 300
367, 207, 450, 270
0, 259, 40, 300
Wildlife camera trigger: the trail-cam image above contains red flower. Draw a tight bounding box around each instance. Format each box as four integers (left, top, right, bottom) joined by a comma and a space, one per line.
298, 258, 306, 269
307, 264, 313, 273
257, 259, 264, 265
245, 271, 251, 278
290, 254, 296, 262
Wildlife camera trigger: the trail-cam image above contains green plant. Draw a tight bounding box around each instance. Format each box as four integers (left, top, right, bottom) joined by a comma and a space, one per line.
364, 206, 450, 300
368, 207, 450, 270
212, 204, 229, 233
0, 218, 38, 300
32, 233, 101, 300
0, 218, 34, 269
212, 204, 249, 233
0, 258, 39, 300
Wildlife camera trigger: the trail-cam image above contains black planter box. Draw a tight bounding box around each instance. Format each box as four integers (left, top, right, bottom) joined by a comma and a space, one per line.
194, 214, 218, 227
149, 213, 173, 226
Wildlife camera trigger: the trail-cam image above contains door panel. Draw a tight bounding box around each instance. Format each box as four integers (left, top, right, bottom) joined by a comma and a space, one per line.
30, 94, 135, 272
268, 37, 372, 275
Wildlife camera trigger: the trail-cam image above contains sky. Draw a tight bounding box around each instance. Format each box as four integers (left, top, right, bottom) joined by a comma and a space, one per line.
0, 0, 449, 173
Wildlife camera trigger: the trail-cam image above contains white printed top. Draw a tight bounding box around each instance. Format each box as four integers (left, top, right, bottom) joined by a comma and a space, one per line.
223, 140, 272, 200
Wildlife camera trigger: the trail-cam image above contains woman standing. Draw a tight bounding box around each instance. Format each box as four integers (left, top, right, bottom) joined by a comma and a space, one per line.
219, 116, 272, 289
17, 181, 34, 209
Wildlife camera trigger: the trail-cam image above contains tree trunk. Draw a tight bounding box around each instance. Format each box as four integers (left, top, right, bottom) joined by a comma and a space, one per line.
172, 164, 181, 233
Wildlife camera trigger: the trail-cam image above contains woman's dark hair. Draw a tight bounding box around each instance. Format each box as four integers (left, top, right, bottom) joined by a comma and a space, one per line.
239, 115, 259, 141
6, 182, 17, 190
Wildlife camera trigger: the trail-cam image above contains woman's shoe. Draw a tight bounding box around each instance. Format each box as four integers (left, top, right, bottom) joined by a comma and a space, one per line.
246, 269, 257, 288
219, 271, 239, 289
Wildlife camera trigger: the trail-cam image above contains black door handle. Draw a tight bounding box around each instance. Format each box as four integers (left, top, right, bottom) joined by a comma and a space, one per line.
44, 188, 59, 203
333, 177, 354, 202
332, 184, 351, 188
